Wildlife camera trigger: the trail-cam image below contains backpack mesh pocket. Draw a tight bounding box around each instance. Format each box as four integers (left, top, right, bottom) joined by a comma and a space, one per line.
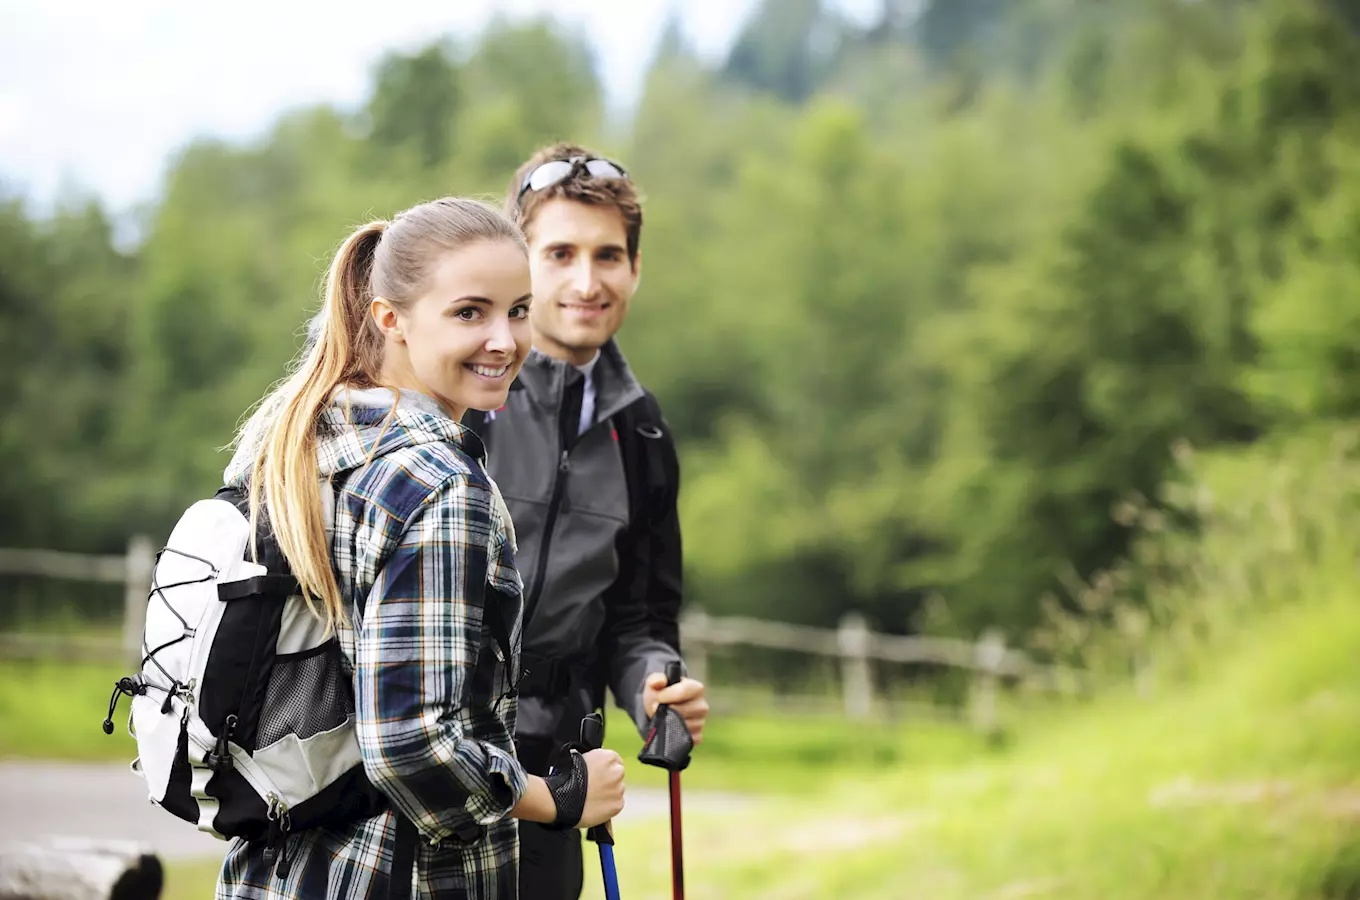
257, 640, 354, 748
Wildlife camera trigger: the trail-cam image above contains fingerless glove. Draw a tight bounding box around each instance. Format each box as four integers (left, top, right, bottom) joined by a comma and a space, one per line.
543, 748, 589, 829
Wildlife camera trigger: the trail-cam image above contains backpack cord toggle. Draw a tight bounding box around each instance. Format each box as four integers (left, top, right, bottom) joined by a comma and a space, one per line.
103, 676, 146, 734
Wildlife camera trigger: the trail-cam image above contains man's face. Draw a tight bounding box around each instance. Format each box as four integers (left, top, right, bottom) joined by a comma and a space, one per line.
524, 198, 640, 366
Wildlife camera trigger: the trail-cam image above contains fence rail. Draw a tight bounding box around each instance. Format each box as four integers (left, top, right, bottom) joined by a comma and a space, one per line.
0, 537, 155, 667
679, 608, 1088, 728
0, 540, 1087, 730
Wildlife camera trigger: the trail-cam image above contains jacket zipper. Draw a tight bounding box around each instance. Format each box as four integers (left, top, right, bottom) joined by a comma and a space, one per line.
523, 450, 569, 628
521, 373, 580, 629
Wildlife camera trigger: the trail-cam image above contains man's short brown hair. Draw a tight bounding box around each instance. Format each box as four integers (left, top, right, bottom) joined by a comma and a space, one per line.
505, 142, 643, 267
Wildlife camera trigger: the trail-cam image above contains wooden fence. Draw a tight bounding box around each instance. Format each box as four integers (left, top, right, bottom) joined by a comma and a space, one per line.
678, 608, 1089, 729
0, 540, 1087, 731
0, 538, 155, 668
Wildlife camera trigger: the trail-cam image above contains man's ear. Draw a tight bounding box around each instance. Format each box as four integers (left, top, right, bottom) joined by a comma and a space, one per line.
370, 297, 404, 343
630, 248, 643, 293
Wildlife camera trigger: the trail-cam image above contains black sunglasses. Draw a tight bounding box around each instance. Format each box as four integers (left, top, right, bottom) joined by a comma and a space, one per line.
516, 156, 629, 207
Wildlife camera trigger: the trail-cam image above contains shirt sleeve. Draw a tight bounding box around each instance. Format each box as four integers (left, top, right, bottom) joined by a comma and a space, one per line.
352, 473, 528, 840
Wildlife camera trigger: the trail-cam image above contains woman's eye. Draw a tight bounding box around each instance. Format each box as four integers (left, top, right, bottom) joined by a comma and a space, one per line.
510, 305, 530, 319
455, 307, 479, 321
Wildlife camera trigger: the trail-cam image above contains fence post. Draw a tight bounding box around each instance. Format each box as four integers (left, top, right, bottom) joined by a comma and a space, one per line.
122, 535, 154, 669
970, 629, 1007, 737
837, 612, 874, 721
1133, 649, 1155, 699
681, 606, 709, 686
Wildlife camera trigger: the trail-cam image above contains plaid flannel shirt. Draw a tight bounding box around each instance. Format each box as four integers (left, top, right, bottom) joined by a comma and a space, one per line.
217, 389, 527, 899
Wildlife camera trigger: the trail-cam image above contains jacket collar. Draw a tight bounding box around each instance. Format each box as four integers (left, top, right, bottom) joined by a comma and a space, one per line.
514, 338, 645, 427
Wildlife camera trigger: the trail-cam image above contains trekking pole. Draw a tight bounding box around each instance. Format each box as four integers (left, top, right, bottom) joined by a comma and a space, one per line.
579, 712, 622, 900
637, 661, 692, 900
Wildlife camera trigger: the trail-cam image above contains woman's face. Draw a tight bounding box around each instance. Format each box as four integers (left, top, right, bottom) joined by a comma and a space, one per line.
375, 238, 533, 421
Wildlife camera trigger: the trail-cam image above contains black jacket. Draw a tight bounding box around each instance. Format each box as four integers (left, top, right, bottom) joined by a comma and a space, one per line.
463, 341, 683, 751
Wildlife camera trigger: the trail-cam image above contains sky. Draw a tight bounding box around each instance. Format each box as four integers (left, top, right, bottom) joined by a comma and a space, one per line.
1, 0, 879, 218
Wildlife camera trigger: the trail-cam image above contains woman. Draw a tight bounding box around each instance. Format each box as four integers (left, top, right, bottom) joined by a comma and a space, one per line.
216, 197, 625, 899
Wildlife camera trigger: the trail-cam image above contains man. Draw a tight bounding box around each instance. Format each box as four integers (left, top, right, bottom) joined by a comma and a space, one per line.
460, 143, 709, 898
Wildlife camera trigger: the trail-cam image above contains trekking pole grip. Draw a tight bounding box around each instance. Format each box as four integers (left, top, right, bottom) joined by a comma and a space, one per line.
638, 661, 692, 772
579, 713, 613, 846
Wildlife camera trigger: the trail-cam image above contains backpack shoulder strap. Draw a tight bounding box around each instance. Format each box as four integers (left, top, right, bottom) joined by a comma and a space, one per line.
483, 586, 515, 671
609, 391, 683, 653
456, 415, 514, 661
213, 486, 300, 599
214, 487, 293, 574
615, 391, 676, 531
463, 382, 523, 457
462, 409, 489, 440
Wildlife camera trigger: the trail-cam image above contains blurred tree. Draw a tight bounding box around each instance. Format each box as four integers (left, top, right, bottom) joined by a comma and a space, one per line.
6, 0, 1360, 645
909, 0, 1009, 68
454, 17, 603, 183
0, 198, 137, 550
721, 0, 845, 103
366, 42, 462, 170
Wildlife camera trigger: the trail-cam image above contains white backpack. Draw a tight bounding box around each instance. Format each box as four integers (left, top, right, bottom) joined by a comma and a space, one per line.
103, 486, 388, 878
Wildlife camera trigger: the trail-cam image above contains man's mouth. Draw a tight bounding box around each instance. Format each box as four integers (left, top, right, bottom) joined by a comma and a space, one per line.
561, 302, 610, 319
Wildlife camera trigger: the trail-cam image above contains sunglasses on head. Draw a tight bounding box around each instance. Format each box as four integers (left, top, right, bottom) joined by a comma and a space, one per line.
516, 156, 629, 207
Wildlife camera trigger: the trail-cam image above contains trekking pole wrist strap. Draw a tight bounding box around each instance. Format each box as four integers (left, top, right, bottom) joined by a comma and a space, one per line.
544, 749, 589, 829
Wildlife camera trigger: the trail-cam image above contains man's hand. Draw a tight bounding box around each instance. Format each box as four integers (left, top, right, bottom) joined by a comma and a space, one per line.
643, 672, 709, 745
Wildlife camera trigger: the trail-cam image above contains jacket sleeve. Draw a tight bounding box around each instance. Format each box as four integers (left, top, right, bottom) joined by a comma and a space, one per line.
603, 404, 686, 735
352, 473, 528, 841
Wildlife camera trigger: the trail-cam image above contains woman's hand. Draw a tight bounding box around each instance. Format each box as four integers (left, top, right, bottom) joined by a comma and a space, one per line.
578, 748, 626, 827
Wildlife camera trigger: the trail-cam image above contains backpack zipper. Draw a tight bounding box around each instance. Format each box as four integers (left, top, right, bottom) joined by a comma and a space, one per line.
206, 714, 237, 773
161, 677, 197, 714
264, 792, 293, 878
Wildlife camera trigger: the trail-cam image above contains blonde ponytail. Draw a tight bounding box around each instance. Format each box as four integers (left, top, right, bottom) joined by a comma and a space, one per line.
234, 197, 526, 632
246, 221, 387, 633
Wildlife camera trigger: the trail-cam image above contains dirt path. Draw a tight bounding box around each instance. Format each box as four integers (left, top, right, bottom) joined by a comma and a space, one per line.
0, 760, 751, 861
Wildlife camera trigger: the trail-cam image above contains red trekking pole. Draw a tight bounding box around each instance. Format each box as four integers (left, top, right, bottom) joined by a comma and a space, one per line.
638, 661, 693, 900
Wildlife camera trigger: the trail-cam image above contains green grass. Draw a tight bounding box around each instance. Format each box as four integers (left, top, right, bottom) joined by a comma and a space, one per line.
0, 656, 992, 789
147, 593, 1360, 899
162, 858, 226, 900
34, 436, 1360, 897
0, 657, 142, 760
571, 591, 1360, 899
23, 591, 1360, 898
600, 703, 994, 796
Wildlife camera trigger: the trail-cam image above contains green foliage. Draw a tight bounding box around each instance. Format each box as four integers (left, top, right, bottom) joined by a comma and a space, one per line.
366, 42, 462, 169
721, 0, 845, 103
4, 0, 1360, 646
0, 198, 138, 549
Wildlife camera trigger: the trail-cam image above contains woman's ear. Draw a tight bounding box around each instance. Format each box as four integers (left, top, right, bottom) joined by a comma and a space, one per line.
370, 297, 404, 344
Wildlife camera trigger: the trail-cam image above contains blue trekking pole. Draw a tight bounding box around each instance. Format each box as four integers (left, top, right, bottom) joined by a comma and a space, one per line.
579, 712, 621, 900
